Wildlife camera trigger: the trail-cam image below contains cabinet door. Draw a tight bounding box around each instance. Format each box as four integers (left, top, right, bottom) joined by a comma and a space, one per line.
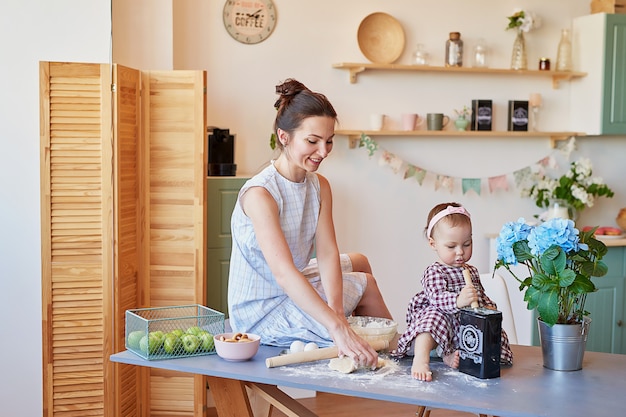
585, 275, 624, 353
206, 177, 248, 316
602, 14, 626, 134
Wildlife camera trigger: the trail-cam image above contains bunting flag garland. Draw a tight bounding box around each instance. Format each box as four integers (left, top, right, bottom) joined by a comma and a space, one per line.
435, 175, 455, 193
462, 178, 482, 195
404, 164, 427, 184
357, 134, 578, 197
488, 175, 509, 193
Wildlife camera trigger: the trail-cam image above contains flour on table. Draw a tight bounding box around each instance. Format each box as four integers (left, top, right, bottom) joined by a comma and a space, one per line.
328, 356, 387, 374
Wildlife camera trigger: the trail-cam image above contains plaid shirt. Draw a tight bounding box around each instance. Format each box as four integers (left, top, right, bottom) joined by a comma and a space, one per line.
393, 262, 513, 365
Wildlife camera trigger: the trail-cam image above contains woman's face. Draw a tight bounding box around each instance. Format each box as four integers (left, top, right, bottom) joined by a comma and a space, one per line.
278, 116, 335, 176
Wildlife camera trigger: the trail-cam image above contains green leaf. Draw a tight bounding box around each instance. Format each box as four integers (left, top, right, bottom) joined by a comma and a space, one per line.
513, 241, 533, 262
524, 286, 540, 310
537, 290, 559, 326
557, 269, 576, 288
568, 274, 596, 294
540, 246, 566, 275
531, 272, 557, 291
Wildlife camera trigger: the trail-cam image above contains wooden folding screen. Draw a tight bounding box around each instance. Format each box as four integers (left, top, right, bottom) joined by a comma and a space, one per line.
40, 62, 207, 417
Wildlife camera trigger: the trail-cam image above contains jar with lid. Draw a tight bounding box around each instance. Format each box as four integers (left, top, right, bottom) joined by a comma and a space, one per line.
445, 32, 463, 67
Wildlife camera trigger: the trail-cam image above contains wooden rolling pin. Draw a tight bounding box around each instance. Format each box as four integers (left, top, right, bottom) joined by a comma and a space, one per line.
265, 339, 389, 368
463, 268, 479, 309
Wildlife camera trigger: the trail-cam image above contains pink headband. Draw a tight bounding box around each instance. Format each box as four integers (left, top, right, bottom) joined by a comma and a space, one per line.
427, 205, 471, 238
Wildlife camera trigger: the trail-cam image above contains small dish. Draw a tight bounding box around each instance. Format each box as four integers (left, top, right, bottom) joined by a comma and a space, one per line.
214, 332, 260, 361
357, 12, 405, 64
596, 233, 625, 240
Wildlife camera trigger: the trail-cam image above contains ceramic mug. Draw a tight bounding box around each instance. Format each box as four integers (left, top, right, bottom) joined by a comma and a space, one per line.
401, 113, 424, 131
370, 114, 385, 130
427, 113, 450, 131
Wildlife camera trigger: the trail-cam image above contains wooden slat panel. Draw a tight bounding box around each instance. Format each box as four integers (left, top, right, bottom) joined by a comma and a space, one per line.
142, 70, 207, 417
41, 61, 112, 417
113, 64, 145, 417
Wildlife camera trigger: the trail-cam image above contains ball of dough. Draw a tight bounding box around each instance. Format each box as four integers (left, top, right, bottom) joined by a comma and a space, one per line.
304, 342, 319, 351
290, 340, 305, 353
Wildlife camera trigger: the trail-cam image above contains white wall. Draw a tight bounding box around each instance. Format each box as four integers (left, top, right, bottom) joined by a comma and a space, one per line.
0, 1, 111, 416
2, 1, 625, 415
161, 0, 625, 336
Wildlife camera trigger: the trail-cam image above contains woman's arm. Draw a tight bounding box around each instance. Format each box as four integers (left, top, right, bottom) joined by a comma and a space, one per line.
312, 174, 344, 316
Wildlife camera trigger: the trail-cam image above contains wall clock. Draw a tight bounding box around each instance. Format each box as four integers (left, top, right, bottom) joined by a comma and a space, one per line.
223, 0, 277, 44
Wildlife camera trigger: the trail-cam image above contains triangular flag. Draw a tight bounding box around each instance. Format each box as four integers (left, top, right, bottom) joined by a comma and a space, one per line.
435, 175, 454, 193
462, 178, 481, 195
488, 175, 509, 192
513, 167, 532, 187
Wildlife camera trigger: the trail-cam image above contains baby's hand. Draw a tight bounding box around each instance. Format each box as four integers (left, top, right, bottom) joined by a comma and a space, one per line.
457, 285, 478, 308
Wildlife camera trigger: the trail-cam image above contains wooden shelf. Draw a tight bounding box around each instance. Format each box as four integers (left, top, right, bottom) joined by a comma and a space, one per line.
335, 129, 586, 149
332, 63, 587, 88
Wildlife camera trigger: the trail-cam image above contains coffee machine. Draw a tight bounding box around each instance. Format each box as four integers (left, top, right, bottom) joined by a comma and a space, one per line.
208, 127, 236, 176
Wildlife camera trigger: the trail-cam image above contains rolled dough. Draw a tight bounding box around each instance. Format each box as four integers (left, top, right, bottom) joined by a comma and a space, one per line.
328, 356, 386, 374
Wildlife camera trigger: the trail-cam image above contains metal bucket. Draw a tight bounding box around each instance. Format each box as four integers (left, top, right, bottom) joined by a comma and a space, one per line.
537, 317, 591, 371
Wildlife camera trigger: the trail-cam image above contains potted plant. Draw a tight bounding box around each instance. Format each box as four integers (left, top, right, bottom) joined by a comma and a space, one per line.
493, 217, 608, 370
521, 157, 614, 221
453, 106, 471, 131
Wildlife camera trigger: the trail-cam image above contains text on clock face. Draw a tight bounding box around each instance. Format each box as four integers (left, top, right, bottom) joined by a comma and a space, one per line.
235, 12, 265, 29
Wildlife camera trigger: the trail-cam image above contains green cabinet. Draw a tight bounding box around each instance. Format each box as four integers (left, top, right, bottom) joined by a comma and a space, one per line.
571, 13, 626, 135
206, 177, 249, 317
532, 245, 626, 354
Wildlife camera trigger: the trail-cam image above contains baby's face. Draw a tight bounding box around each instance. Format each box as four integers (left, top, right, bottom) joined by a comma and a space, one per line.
429, 223, 473, 267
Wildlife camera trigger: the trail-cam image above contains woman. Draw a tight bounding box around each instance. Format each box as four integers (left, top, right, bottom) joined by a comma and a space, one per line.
228, 78, 392, 367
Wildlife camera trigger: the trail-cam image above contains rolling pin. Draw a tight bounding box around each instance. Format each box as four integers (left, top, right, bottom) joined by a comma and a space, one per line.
463, 268, 479, 309
265, 339, 389, 368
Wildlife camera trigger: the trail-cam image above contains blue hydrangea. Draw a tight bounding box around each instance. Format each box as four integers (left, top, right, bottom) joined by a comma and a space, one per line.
527, 217, 579, 256
496, 218, 533, 264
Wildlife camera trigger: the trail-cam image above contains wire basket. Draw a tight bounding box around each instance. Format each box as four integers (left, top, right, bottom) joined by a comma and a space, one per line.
125, 304, 225, 360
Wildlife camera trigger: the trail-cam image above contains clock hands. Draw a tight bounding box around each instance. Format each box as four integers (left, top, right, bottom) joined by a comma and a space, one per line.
247, 9, 262, 18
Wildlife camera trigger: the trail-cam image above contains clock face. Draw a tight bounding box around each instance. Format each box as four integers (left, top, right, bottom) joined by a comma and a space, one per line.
223, 0, 277, 44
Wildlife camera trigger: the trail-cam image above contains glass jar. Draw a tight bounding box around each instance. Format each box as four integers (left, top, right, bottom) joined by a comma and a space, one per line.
555, 29, 573, 71
445, 32, 463, 67
413, 43, 429, 66
472, 38, 487, 68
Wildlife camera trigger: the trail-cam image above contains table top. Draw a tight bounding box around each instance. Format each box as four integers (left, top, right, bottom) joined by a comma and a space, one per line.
110, 345, 626, 417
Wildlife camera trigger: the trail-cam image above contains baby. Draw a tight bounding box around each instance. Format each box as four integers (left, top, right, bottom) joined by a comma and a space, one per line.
393, 203, 513, 381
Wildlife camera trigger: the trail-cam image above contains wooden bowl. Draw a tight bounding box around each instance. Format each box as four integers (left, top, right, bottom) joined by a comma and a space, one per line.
357, 12, 405, 64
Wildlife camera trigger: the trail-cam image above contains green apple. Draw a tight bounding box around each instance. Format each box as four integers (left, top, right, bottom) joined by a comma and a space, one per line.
140, 332, 164, 354
181, 334, 201, 353
171, 329, 185, 338
186, 326, 203, 336
198, 331, 214, 351
163, 334, 182, 354
150, 330, 165, 340
127, 330, 144, 350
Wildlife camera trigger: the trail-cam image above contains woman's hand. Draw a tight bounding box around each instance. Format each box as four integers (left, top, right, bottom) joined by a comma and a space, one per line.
457, 284, 478, 309
329, 317, 379, 369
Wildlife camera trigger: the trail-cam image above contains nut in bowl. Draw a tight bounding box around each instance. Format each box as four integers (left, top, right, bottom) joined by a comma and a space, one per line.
214, 332, 260, 361
348, 316, 398, 343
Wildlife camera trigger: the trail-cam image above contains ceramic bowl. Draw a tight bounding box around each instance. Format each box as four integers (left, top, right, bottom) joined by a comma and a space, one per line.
348, 316, 398, 343
214, 332, 260, 361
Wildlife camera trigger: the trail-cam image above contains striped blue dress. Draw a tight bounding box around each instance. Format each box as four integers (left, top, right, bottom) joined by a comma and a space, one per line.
228, 162, 365, 347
